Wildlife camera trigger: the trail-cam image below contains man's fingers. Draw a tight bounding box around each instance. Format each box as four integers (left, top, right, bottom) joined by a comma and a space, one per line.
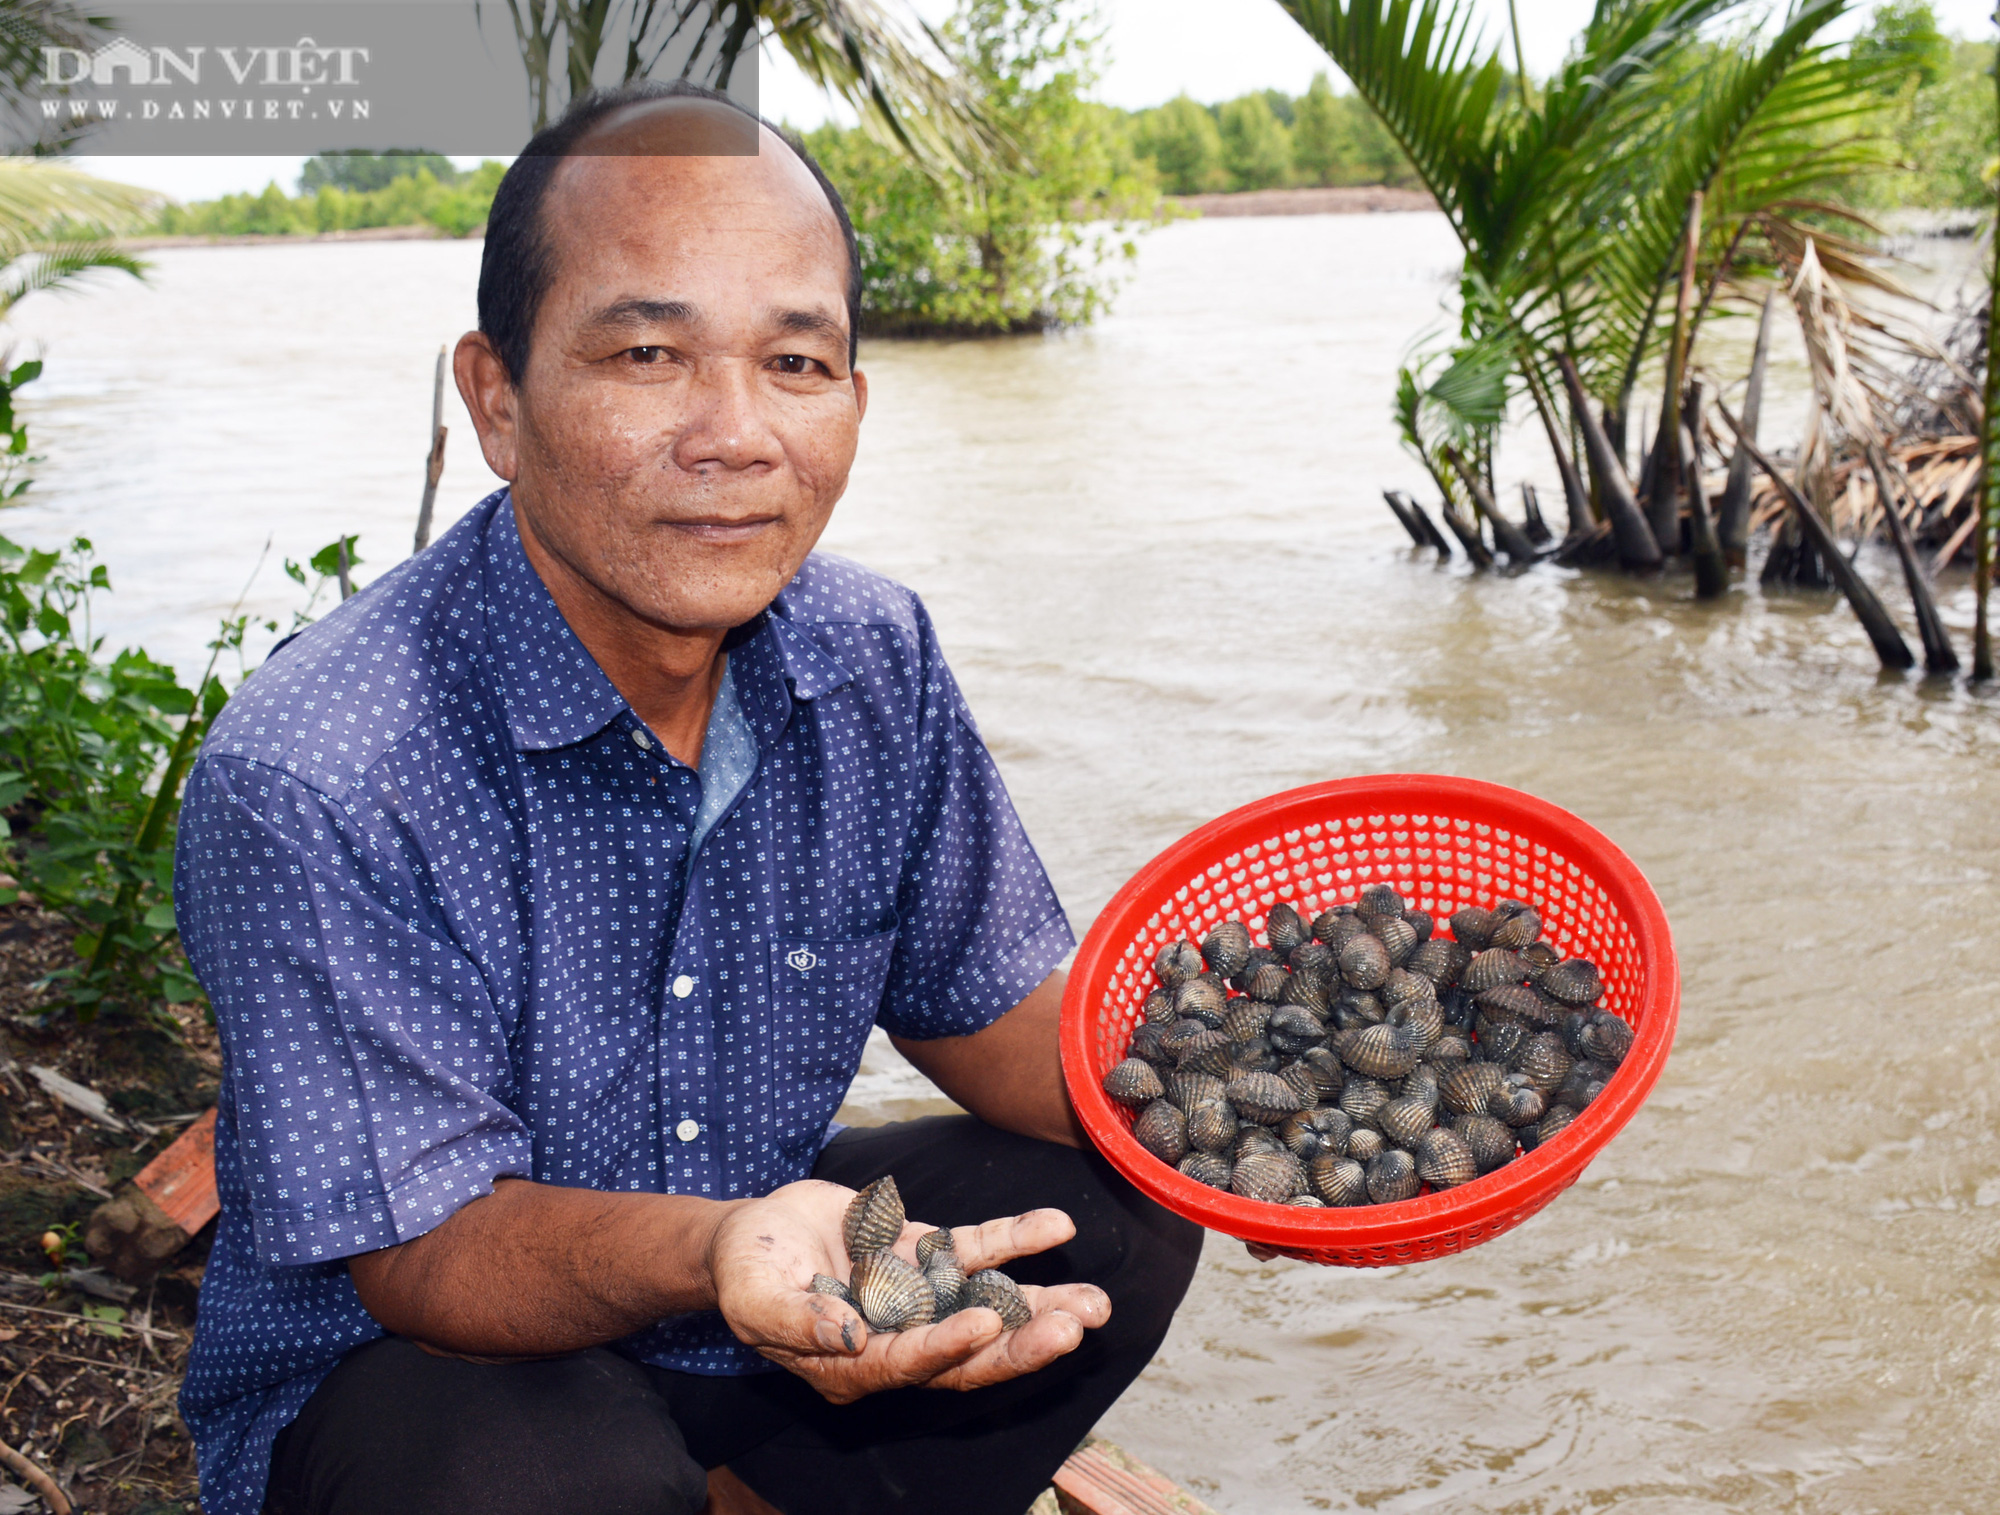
770, 1301, 1005, 1399
950, 1208, 1077, 1273
744, 1287, 868, 1358
1018, 1281, 1110, 1330
924, 1306, 1087, 1391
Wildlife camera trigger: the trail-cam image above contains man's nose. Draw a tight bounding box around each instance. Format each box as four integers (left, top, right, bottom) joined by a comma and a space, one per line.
671, 359, 782, 476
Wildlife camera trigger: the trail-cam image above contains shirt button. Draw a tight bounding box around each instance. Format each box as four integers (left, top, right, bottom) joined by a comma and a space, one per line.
675, 1119, 701, 1142
630, 728, 652, 750
672, 974, 694, 998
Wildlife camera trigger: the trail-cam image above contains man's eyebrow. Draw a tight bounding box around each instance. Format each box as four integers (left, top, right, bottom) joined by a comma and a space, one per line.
775, 308, 847, 344
581, 297, 698, 335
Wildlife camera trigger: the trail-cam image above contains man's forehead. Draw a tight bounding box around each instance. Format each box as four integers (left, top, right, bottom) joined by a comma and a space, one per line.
573, 94, 762, 157
544, 106, 842, 270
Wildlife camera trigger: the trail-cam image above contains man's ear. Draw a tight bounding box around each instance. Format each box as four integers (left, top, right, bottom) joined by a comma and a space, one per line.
455, 331, 522, 483
853, 367, 868, 425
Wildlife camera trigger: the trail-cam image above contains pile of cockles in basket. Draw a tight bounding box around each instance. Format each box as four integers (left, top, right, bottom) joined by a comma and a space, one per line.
1100, 886, 1634, 1207
809, 1176, 1034, 1331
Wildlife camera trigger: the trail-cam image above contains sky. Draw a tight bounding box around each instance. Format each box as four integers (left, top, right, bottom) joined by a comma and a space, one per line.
77, 0, 2000, 202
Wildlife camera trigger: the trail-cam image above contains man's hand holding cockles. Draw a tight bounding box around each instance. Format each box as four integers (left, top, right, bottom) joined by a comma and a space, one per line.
709, 1179, 1111, 1403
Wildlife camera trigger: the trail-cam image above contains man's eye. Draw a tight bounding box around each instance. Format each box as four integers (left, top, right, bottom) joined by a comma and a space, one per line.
627, 346, 666, 364
773, 355, 820, 376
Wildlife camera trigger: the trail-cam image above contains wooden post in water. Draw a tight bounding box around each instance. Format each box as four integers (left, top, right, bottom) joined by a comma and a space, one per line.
1556, 353, 1661, 568
1677, 422, 1726, 599
1443, 445, 1537, 562
1644, 192, 1703, 554
1523, 361, 1594, 536
1380, 489, 1430, 547
1716, 290, 1775, 566
413, 346, 450, 554
1978, 43, 1999, 683
1438, 500, 1494, 567
1719, 403, 1914, 670
1388, 490, 1453, 556
1518, 483, 1553, 545
1864, 441, 1958, 673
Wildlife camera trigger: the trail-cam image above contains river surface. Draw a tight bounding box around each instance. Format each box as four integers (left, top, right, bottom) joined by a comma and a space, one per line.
9, 215, 1999, 1515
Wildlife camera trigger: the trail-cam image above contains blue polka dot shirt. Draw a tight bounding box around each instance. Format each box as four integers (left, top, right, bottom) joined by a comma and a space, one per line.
171, 491, 1075, 1515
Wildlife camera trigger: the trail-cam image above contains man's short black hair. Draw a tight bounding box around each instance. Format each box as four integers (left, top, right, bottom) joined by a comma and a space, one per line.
477, 80, 863, 385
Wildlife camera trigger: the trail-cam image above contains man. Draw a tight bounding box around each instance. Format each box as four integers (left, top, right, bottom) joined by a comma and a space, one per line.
174, 81, 1201, 1515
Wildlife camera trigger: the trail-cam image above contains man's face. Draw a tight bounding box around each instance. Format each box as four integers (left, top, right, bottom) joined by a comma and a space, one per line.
461, 102, 865, 636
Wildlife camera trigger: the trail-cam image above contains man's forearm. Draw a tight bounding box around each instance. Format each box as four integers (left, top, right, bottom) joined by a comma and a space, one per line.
349, 1179, 741, 1358
893, 972, 1085, 1149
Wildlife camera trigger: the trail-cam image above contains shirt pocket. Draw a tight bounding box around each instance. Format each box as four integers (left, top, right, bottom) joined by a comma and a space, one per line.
767, 930, 898, 1159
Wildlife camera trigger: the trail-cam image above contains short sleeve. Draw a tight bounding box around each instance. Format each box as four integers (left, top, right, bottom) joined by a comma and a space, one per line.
175, 754, 531, 1267
874, 604, 1075, 1039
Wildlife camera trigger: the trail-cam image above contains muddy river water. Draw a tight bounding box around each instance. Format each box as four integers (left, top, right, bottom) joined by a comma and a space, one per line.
9, 213, 1999, 1514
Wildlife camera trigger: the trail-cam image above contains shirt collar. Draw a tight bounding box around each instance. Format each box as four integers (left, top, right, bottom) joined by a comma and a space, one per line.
482, 492, 855, 754
725, 608, 856, 751
483, 497, 629, 751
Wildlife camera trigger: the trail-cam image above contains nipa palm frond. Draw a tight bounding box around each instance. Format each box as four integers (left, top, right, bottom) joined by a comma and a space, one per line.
761, 0, 1010, 174
0, 239, 145, 320
1276, 0, 1508, 248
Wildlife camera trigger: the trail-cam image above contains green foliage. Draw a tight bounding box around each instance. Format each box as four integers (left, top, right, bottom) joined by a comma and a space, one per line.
1853, 1, 1953, 88
804, 0, 1158, 336
0, 358, 42, 503
0, 524, 361, 1028
0, 364, 361, 1027
155, 161, 505, 239
1130, 95, 1227, 194
1859, 35, 1998, 208
0, 530, 221, 1021
298, 151, 462, 194
1218, 94, 1293, 190
1124, 75, 1417, 193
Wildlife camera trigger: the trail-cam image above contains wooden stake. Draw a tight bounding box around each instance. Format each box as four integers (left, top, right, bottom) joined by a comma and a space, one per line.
1380, 489, 1430, 547
1438, 500, 1494, 567
1716, 289, 1775, 565
413, 345, 449, 554
1408, 497, 1456, 563
1864, 441, 1958, 672
1978, 53, 1999, 682
1719, 402, 1915, 670
1678, 422, 1727, 599
1556, 353, 1662, 568
336, 536, 354, 601
1519, 483, 1553, 545
1645, 191, 1704, 553
1523, 361, 1594, 536
1443, 445, 1537, 562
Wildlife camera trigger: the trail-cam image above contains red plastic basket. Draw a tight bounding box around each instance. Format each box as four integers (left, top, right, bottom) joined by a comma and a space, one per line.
1059, 775, 1678, 1266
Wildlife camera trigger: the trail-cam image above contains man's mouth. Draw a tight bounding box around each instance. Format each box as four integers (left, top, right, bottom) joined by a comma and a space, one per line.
665, 515, 781, 544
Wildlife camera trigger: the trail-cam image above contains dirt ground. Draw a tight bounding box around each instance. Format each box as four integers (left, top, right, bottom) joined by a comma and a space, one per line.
1, 901, 215, 1514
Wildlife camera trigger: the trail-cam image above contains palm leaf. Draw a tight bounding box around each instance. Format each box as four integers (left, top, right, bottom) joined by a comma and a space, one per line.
762, 0, 1010, 173
0, 159, 158, 251
0, 238, 145, 318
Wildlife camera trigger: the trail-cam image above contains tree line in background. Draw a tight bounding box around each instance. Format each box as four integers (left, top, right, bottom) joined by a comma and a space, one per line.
1126, 76, 1418, 193
154, 157, 507, 239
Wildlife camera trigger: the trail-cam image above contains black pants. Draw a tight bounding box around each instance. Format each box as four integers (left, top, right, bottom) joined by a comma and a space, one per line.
262, 1117, 1203, 1515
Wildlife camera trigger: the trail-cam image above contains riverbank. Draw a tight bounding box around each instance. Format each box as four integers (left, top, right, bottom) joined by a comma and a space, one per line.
116, 223, 466, 251
1168, 185, 1435, 216
117, 184, 1439, 253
